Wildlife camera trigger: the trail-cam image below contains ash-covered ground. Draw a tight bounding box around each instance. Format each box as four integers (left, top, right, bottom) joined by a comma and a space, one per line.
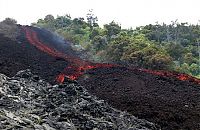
0, 25, 200, 129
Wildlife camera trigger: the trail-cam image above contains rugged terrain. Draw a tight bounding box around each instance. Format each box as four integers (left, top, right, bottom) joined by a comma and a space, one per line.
0, 25, 200, 129
78, 67, 200, 130
0, 69, 156, 129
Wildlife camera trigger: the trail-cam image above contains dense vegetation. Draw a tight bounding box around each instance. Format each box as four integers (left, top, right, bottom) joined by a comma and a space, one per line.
0, 18, 19, 40
30, 14, 200, 78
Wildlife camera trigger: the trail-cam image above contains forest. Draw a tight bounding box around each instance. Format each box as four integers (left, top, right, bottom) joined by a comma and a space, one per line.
32, 13, 200, 78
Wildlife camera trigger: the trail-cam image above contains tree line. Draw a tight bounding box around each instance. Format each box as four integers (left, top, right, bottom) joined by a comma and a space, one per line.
32, 14, 200, 78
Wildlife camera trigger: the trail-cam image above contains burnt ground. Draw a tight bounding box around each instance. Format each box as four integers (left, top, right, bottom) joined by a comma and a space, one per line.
78, 67, 200, 130
0, 25, 200, 130
0, 29, 68, 84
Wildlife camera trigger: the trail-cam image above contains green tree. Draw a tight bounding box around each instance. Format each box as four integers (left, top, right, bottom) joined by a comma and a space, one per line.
183, 53, 197, 65
86, 9, 98, 29
189, 63, 199, 75
165, 42, 185, 60
32, 14, 200, 77
104, 21, 121, 39
179, 63, 190, 74
107, 33, 131, 62
44, 14, 54, 22
147, 53, 173, 70
91, 35, 107, 52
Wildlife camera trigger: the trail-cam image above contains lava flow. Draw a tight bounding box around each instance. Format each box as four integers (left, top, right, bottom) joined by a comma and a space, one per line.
22, 26, 115, 83
139, 68, 200, 84
22, 26, 200, 84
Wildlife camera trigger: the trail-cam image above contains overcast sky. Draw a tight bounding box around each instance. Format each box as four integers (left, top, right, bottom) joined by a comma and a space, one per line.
0, 0, 200, 28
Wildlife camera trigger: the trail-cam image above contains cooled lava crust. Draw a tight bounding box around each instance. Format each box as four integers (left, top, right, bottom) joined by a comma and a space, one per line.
0, 25, 200, 130
0, 26, 70, 83
78, 67, 200, 130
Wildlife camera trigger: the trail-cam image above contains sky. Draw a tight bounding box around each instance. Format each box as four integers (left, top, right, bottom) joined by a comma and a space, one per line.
0, 0, 200, 29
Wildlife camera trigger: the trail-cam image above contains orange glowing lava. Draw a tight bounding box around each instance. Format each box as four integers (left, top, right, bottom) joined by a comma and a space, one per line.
23, 26, 200, 85
22, 26, 115, 83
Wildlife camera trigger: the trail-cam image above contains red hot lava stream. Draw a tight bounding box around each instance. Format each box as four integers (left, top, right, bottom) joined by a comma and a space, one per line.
138, 69, 200, 84
22, 26, 115, 83
22, 26, 200, 85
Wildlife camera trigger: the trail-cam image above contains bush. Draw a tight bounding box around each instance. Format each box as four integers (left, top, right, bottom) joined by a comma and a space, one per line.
0, 18, 19, 40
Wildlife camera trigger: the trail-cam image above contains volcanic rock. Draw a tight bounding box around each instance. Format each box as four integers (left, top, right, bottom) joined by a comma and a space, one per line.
78, 67, 200, 130
0, 70, 157, 130
1, 25, 199, 130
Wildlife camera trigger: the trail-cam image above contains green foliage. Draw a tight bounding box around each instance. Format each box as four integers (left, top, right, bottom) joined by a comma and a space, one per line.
86, 9, 98, 29
190, 63, 199, 75
107, 32, 131, 62
165, 42, 185, 60
104, 21, 121, 39
183, 53, 197, 65
33, 15, 200, 77
91, 35, 107, 51
147, 53, 173, 70
178, 63, 191, 74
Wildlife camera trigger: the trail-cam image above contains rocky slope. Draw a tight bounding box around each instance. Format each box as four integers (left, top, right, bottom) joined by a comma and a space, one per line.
1, 25, 200, 129
78, 67, 200, 130
0, 70, 157, 130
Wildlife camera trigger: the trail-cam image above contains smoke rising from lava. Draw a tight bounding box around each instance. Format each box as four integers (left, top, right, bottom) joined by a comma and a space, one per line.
22, 26, 200, 85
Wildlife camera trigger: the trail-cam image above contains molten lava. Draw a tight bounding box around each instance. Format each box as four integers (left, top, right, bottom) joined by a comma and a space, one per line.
22, 26, 115, 83
22, 26, 200, 85
139, 69, 200, 84
56, 63, 115, 81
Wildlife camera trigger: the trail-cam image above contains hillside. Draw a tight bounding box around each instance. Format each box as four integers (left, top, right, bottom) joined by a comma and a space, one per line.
33, 15, 200, 79
0, 23, 200, 129
0, 69, 156, 129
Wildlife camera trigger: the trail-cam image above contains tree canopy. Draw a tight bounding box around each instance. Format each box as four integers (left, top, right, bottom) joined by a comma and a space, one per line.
32, 15, 200, 78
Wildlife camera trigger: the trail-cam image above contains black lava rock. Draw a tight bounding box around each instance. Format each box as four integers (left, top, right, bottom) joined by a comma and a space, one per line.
0, 70, 157, 130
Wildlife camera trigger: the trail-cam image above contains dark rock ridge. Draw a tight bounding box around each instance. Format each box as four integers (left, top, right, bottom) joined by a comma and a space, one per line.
0, 70, 157, 130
